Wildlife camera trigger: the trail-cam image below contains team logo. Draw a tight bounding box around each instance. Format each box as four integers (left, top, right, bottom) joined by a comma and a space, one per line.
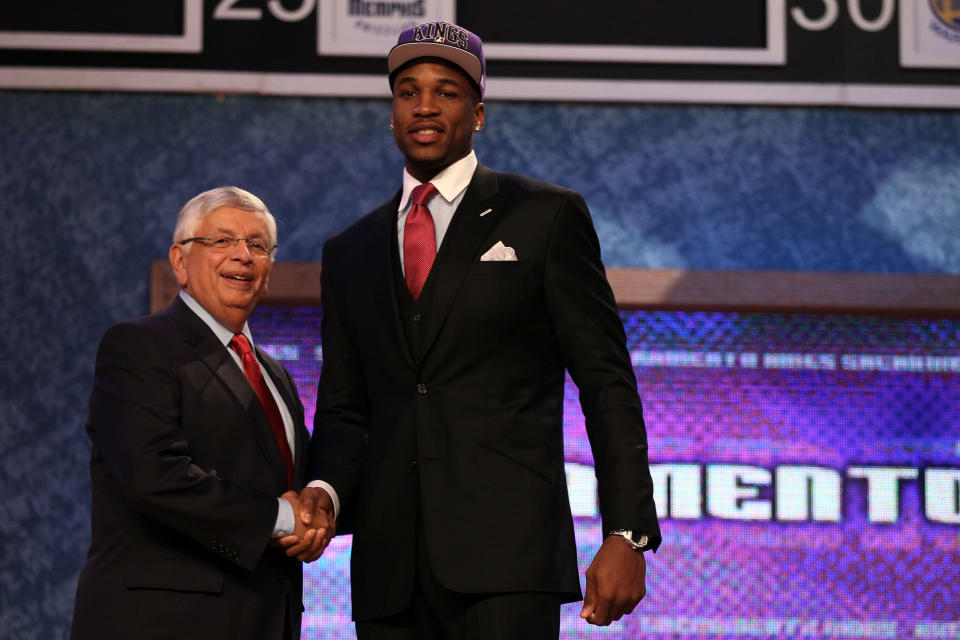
929, 0, 960, 31
413, 22, 469, 49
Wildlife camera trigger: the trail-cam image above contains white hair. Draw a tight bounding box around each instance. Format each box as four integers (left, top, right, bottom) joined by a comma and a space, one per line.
173, 186, 278, 258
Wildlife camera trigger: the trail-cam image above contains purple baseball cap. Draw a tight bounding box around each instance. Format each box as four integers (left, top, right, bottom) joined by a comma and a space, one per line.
388, 21, 485, 98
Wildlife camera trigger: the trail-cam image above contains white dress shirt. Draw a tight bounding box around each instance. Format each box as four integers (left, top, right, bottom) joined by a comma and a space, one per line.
396, 150, 478, 271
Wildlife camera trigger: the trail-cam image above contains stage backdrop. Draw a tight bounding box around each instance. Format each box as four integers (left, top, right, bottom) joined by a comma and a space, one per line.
246, 302, 960, 640
0, 91, 959, 639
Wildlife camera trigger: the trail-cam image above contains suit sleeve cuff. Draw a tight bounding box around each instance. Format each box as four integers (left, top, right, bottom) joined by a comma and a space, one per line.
307, 479, 341, 520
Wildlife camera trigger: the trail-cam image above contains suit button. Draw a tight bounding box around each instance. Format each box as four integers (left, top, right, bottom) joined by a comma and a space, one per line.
409, 459, 417, 469
412, 313, 422, 322
416, 383, 427, 394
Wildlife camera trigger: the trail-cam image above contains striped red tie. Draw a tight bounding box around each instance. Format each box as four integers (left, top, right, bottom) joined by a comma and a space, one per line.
230, 334, 294, 488
404, 182, 439, 300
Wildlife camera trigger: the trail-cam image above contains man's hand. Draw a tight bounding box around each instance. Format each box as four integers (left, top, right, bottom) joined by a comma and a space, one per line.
297, 486, 335, 528
275, 489, 335, 563
579, 535, 647, 626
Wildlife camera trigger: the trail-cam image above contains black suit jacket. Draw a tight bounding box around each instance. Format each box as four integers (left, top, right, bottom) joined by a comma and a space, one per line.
310, 164, 660, 621
71, 296, 310, 640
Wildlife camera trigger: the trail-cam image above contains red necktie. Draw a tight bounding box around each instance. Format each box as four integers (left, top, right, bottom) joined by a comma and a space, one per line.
404, 182, 439, 300
230, 334, 294, 489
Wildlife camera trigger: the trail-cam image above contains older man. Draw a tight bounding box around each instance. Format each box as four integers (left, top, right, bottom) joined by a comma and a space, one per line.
71, 187, 331, 640
302, 21, 660, 640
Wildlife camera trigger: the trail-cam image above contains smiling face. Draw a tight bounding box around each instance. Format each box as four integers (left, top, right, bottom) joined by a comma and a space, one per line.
169, 207, 272, 333
390, 59, 485, 183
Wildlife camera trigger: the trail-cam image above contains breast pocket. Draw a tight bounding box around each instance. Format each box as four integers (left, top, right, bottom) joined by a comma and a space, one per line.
461, 259, 536, 315
450, 261, 554, 361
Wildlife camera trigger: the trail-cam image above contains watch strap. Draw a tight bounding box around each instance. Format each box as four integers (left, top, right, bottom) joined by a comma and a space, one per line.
608, 529, 650, 552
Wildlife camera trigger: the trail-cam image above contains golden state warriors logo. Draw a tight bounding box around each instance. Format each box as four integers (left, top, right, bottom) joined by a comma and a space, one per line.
929, 0, 960, 30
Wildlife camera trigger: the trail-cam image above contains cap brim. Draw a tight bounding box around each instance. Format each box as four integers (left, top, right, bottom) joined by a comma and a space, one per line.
388, 42, 482, 89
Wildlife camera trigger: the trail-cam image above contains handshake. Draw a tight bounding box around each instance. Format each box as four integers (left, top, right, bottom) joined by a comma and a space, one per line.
273, 486, 336, 563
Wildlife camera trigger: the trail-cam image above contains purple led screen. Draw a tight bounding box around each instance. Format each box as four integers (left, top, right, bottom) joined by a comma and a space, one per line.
249, 307, 960, 640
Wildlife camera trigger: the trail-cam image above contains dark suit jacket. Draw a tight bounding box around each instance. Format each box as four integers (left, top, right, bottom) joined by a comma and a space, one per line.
71, 296, 310, 640
310, 163, 660, 621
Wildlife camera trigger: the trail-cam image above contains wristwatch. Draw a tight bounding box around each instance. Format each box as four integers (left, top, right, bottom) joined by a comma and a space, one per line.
608, 529, 650, 552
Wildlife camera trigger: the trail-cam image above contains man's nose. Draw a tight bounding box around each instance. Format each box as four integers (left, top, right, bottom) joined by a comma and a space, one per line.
229, 239, 254, 260
414, 95, 439, 115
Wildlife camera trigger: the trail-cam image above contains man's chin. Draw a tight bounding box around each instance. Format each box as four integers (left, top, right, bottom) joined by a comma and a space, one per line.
220, 296, 260, 316
405, 154, 457, 178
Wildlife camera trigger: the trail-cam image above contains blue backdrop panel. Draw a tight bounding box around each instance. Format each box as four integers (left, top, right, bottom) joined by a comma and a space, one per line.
0, 91, 958, 638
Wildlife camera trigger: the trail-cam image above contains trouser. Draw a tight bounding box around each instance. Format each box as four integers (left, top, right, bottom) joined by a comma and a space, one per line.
355, 500, 561, 640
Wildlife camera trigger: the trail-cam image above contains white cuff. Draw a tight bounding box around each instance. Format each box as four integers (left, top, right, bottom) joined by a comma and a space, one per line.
273, 497, 295, 537
307, 479, 341, 520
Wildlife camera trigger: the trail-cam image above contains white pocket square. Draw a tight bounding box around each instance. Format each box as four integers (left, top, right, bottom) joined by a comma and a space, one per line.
480, 241, 518, 262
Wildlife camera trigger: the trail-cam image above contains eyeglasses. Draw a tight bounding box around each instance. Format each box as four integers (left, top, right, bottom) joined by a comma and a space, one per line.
179, 236, 278, 259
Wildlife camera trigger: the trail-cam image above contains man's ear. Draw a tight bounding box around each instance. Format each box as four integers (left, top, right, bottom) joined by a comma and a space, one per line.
472, 101, 485, 130
169, 244, 189, 288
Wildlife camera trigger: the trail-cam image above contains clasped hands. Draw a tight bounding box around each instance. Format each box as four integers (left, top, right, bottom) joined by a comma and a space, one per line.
273, 486, 336, 563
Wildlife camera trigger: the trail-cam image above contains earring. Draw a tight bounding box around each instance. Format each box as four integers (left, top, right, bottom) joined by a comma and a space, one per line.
389, 122, 394, 130
474, 124, 481, 131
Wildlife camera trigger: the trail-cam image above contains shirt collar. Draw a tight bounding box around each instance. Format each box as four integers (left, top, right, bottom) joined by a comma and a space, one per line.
178, 290, 253, 348
398, 150, 478, 211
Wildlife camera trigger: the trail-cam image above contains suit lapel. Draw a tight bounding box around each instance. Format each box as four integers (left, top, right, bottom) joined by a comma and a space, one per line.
417, 164, 507, 361
172, 298, 288, 489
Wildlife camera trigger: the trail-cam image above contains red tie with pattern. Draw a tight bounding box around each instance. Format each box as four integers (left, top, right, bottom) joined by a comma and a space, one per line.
230, 333, 294, 488
404, 182, 439, 300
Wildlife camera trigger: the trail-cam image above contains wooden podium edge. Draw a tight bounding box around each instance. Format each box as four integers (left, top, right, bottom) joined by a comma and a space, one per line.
151, 260, 960, 317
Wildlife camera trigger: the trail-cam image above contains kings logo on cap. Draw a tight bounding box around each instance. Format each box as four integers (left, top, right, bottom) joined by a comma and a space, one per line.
412, 22, 470, 49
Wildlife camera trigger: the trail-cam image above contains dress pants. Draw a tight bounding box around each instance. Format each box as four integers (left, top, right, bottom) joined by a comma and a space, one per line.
355, 498, 562, 640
